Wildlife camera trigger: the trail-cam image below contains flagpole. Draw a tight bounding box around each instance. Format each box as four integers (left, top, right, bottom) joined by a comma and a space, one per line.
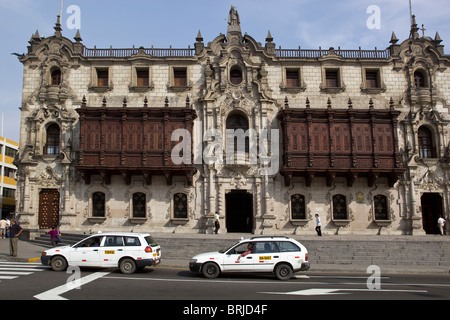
410, 0, 413, 25
60, 0, 63, 17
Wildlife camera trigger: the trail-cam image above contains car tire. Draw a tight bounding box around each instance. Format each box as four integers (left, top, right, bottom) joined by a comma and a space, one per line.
202, 262, 220, 279
51, 256, 68, 272
119, 258, 137, 274
275, 263, 293, 281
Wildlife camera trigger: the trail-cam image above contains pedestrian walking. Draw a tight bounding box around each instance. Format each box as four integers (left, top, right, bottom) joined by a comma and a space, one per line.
437, 216, 446, 236
9, 219, 23, 257
48, 226, 61, 247
0, 218, 6, 238
315, 214, 322, 236
214, 212, 220, 234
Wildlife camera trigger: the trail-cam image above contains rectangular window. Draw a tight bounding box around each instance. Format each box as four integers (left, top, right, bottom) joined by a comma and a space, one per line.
326, 70, 339, 88
291, 194, 306, 219
92, 192, 105, 217
286, 69, 300, 88
332, 194, 347, 220
173, 192, 188, 219
97, 69, 109, 87
5, 147, 17, 158
173, 68, 187, 86
136, 68, 149, 87
366, 70, 379, 88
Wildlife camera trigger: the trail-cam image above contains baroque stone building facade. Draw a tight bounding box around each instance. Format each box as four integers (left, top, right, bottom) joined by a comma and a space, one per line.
15, 8, 450, 235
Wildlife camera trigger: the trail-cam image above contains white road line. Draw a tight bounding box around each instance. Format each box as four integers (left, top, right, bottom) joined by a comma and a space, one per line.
0, 271, 33, 275
34, 272, 111, 300
0, 267, 46, 271
0, 276, 18, 280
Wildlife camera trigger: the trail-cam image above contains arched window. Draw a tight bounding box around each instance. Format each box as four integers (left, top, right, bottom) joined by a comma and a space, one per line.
51, 68, 62, 86
92, 192, 105, 217
332, 194, 347, 220
291, 194, 306, 220
374, 195, 389, 220
44, 123, 60, 155
230, 66, 243, 85
418, 126, 436, 158
132, 192, 146, 218
414, 70, 427, 88
226, 114, 249, 157
173, 193, 188, 219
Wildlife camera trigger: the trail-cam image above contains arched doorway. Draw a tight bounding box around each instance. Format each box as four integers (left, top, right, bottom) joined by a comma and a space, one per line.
421, 193, 443, 234
225, 190, 253, 233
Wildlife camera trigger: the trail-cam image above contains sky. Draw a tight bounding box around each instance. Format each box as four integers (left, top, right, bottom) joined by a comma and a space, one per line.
0, 0, 449, 143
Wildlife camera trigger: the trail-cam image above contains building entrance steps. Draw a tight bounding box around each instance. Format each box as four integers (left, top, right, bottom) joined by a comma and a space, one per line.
16, 232, 450, 274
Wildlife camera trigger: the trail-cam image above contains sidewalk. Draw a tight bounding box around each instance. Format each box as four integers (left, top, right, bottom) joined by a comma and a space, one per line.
0, 238, 46, 263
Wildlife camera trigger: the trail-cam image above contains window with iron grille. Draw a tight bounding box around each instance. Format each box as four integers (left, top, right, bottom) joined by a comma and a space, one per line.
92, 192, 105, 217
374, 195, 388, 220
132, 192, 146, 218
291, 194, 306, 219
173, 193, 188, 219
332, 194, 347, 220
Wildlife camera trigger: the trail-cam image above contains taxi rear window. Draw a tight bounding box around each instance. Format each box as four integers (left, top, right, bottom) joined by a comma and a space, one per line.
145, 236, 158, 247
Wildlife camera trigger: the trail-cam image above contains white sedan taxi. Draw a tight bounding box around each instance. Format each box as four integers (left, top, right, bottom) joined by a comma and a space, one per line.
41, 232, 161, 274
189, 236, 309, 280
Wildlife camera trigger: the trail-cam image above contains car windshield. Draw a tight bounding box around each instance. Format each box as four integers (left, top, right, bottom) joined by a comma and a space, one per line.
73, 236, 104, 248
219, 241, 241, 254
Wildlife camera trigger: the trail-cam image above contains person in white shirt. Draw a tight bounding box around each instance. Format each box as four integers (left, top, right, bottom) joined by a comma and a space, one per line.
0, 218, 6, 238
437, 216, 446, 236
315, 214, 322, 236
214, 212, 220, 234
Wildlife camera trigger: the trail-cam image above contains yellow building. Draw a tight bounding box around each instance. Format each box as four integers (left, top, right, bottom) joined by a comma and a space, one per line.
0, 137, 18, 219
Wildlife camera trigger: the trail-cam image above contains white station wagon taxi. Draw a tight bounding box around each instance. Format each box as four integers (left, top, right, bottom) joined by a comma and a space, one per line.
41, 232, 161, 274
189, 236, 309, 280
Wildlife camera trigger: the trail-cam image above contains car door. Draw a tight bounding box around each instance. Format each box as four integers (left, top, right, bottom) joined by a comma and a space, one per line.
100, 236, 126, 267
69, 236, 104, 267
223, 242, 256, 272
253, 241, 280, 272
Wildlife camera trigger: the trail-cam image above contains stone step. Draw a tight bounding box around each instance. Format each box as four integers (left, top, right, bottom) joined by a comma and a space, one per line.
27, 233, 450, 268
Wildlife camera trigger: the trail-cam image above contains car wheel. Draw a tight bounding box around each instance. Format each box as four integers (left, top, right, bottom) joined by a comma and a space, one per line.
275, 263, 293, 281
51, 256, 68, 272
119, 258, 137, 274
202, 262, 220, 279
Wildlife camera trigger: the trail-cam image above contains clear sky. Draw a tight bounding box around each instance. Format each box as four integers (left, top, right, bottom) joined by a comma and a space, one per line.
0, 0, 449, 143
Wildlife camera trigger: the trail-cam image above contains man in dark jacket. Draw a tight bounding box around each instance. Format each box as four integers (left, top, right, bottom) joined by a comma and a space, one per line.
9, 219, 23, 257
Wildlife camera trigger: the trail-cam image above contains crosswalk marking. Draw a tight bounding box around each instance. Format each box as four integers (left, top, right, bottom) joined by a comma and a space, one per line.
0, 262, 49, 283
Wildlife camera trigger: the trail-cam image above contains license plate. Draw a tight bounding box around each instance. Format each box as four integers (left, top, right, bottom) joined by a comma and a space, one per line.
259, 256, 272, 260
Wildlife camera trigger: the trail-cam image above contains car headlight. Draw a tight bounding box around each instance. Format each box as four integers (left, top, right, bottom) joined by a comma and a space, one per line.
41, 252, 47, 256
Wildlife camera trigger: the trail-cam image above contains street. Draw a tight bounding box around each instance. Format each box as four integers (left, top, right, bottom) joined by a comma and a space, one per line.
1, 261, 449, 302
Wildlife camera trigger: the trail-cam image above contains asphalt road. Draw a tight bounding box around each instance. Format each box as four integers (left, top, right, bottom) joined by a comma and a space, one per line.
1, 261, 449, 314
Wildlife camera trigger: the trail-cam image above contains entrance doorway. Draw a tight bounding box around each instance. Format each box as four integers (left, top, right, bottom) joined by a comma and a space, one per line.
39, 189, 60, 229
421, 193, 443, 234
225, 190, 253, 233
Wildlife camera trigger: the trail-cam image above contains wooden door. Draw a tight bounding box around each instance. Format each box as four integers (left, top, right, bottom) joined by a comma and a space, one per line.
38, 189, 60, 229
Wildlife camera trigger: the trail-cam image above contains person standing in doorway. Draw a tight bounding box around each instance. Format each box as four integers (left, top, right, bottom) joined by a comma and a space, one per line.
315, 214, 322, 236
437, 216, 446, 236
214, 212, 220, 234
9, 219, 23, 257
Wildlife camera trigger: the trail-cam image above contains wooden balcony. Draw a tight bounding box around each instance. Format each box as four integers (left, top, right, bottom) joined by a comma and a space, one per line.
75, 98, 196, 185
278, 100, 405, 187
